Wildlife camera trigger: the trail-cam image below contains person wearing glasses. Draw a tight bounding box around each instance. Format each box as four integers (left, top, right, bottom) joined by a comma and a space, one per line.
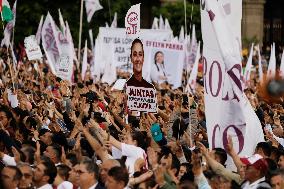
17, 162, 33, 189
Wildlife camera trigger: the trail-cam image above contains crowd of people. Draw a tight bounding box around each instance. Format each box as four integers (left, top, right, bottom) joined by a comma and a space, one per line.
0, 39, 283, 189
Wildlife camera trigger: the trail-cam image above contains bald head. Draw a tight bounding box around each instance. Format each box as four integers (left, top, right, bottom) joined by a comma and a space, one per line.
100, 159, 121, 183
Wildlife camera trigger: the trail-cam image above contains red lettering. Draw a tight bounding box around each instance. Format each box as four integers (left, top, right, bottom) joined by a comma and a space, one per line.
209, 61, 222, 97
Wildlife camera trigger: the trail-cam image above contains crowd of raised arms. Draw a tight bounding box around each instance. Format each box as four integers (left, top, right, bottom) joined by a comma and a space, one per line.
0, 41, 284, 189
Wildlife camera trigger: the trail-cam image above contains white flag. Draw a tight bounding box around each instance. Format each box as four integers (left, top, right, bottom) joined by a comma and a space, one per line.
187, 24, 198, 67
257, 45, 263, 82
35, 15, 44, 45
202, 0, 264, 163
125, 4, 140, 38
1, 0, 17, 47
81, 40, 88, 80
111, 12, 117, 28
280, 49, 284, 78
58, 9, 66, 33
165, 18, 171, 30
267, 43, 276, 79
85, 0, 103, 23
186, 42, 200, 93
159, 15, 164, 29
179, 26, 185, 42
41, 12, 59, 74
244, 44, 254, 87
66, 21, 78, 64
151, 17, 159, 29
89, 29, 94, 50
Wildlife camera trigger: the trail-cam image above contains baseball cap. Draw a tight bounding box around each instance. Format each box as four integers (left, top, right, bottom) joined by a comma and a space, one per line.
150, 123, 163, 142
240, 154, 268, 173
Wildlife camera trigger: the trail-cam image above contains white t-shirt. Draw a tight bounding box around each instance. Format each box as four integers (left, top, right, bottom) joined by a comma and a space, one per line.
121, 143, 148, 176
37, 184, 53, 189
57, 181, 73, 189
150, 63, 167, 84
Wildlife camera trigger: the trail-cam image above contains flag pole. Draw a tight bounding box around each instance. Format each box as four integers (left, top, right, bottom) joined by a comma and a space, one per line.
78, 0, 84, 64
1, 12, 15, 92
183, 0, 187, 91
183, 0, 187, 37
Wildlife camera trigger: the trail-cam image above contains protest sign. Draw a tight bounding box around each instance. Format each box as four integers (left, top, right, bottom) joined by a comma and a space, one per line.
143, 40, 185, 89
126, 86, 157, 113
24, 35, 43, 61
94, 27, 173, 81
201, 0, 264, 162
125, 4, 140, 38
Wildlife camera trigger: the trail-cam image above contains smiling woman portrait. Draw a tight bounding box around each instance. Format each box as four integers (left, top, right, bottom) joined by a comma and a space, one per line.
126, 38, 154, 89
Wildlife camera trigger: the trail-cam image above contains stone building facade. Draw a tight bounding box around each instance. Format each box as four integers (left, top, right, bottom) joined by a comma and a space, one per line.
159, 0, 284, 46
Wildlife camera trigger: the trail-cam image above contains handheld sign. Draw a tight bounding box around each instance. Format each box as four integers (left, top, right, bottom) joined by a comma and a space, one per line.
126, 86, 157, 113
125, 3, 140, 38
24, 35, 43, 60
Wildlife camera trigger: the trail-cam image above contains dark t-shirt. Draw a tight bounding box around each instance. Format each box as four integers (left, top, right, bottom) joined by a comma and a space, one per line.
126, 75, 154, 89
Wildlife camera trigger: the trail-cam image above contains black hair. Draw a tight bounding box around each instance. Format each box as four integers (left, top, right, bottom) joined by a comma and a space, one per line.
256, 142, 272, 157
21, 146, 35, 164
213, 148, 227, 166
154, 51, 164, 72
57, 164, 71, 181
270, 168, 284, 178
108, 166, 129, 187
5, 166, 22, 181
130, 38, 144, 57
52, 132, 68, 150
56, 77, 62, 82
51, 144, 62, 162
25, 116, 37, 129
42, 160, 57, 184
265, 158, 278, 181
0, 105, 13, 121
66, 153, 78, 167
81, 159, 99, 179
131, 131, 150, 151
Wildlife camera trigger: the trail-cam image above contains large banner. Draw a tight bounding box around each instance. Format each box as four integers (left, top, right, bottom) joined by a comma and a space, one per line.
94, 27, 173, 83
126, 86, 157, 113
143, 40, 185, 89
201, 0, 264, 162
